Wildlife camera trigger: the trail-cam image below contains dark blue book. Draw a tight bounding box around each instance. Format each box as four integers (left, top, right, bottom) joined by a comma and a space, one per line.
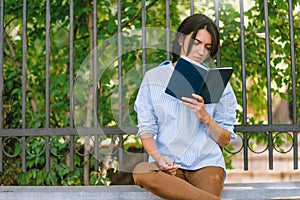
165, 56, 234, 104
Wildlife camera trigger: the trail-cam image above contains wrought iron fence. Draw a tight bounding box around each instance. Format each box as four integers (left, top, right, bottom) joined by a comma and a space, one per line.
0, 0, 299, 178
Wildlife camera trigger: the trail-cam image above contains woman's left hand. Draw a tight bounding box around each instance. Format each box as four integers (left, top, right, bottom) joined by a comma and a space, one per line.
181, 94, 230, 147
180, 94, 211, 125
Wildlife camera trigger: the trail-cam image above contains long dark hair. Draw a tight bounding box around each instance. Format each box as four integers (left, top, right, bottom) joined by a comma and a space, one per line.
171, 14, 220, 63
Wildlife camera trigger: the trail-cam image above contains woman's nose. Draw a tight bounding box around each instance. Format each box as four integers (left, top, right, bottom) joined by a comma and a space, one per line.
197, 44, 205, 55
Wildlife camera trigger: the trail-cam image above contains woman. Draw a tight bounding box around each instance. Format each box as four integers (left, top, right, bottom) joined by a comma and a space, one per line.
133, 14, 237, 200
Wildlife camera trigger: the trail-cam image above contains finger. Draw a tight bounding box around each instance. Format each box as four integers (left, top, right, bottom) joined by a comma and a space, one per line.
192, 94, 204, 103
180, 101, 194, 110
166, 168, 177, 175
181, 97, 198, 105
169, 169, 177, 175
170, 171, 176, 176
159, 158, 172, 169
165, 164, 180, 170
160, 162, 170, 169
168, 166, 180, 176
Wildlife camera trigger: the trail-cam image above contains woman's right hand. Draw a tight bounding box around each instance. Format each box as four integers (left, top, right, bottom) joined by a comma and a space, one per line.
157, 156, 180, 176
140, 133, 180, 175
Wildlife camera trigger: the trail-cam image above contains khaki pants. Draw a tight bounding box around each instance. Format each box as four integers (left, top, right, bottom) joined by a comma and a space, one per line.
133, 162, 224, 200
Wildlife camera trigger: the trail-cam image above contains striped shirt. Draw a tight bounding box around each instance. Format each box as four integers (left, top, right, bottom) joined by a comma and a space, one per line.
134, 60, 237, 172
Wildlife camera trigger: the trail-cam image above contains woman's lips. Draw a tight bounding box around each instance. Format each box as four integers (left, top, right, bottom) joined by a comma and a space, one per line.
192, 57, 203, 63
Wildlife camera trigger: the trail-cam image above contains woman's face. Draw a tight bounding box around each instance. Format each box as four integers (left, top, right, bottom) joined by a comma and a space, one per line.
179, 29, 212, 64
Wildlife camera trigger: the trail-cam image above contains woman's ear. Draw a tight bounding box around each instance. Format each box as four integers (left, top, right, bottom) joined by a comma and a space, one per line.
178, 36, 184, 46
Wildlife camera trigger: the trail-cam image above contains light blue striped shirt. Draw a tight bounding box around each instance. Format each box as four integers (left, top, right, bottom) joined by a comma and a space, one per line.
134, 60, 237, 172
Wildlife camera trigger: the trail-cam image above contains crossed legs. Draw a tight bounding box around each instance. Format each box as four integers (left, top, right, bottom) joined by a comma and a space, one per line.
133, 162, 224, 200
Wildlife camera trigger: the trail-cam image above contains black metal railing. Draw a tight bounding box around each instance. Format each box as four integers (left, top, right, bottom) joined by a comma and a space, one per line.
0, 0, 299, 176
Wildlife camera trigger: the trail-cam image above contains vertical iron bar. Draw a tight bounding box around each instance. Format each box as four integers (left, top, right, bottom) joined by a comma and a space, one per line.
0, 145, 1, 172
117, 0, 124, 171
165, 0, 170, 60
190, 0, 194, 15
141, 0, 148, 162
69, 135, 74, 171
239, 0, 248, 170
45, 0, 51, 172
69, 0, 74, 172
214, 0, 220, 67
293, 135, 298, 170
21, 0, 27, 172
93, 0, 99, 171
288, 0, 298, 170
0, 0, 4, 172
142, 0, 146, 76
263, 0, 273, 170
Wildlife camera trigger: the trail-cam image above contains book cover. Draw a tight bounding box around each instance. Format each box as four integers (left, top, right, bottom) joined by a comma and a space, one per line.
165, 56, 234, 104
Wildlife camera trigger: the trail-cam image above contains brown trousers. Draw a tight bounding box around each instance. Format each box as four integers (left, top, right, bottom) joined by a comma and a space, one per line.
133, 162, 224, 200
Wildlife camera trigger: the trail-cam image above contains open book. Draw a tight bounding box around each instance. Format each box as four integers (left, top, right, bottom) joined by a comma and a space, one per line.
165, 56, 234, 104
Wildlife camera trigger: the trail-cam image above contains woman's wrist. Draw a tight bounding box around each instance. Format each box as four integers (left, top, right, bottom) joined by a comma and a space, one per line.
203, 114, 212, 128
150, 152, 161, 163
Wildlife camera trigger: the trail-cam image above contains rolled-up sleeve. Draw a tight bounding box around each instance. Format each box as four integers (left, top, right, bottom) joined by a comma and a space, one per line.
134, 74, 158, 137
213, 83, 237, 140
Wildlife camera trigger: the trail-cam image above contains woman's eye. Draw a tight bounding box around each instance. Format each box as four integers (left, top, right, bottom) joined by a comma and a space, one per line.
192, 39, 201, 45
206, 46, 212, 51
193, 40, 200, 45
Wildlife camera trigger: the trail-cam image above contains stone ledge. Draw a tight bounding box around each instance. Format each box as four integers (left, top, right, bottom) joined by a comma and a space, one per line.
0, 182, 300, 200
222, 182, 300, 200
226, 170, 300, 183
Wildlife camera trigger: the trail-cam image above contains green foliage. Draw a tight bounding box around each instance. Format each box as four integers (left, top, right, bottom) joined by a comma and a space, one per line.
0, 156, 22, 185
1, 0, 300, 185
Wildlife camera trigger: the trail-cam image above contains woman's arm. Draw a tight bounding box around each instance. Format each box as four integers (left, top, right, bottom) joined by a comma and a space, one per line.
140, 132, 161, 162
181, 94, 230, 148
140, 132, 179, 175
204, 116, 230, 147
